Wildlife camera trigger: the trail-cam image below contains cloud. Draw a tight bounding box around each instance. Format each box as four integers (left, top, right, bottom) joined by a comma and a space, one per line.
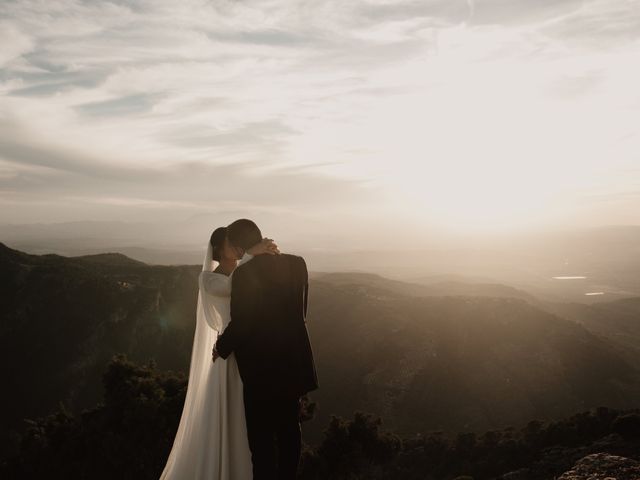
162, 118, 300, 156
74, 92, 166, 117
354, 0, 469, 25
0, 117, 374, 213
0, 22, 34, 67
467, 0, 585, 26
545, 70, 605, 99
542, 0, 640, 46
0, 0, 639, 235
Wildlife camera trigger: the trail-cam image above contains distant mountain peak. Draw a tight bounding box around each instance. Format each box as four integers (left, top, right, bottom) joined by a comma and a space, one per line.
0, 241, 18, 253
0, 241, 34, 262
70, 252, 147, 266
0, 242, 147, 267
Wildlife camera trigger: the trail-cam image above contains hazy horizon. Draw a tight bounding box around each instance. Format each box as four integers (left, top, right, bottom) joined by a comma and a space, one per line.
4, 221, 640, 307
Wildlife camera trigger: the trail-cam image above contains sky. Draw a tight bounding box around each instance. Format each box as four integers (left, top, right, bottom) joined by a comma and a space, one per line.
1, 0, 639, 249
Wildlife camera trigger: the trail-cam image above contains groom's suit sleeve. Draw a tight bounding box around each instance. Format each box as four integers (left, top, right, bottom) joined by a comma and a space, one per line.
214, 265, 256, 360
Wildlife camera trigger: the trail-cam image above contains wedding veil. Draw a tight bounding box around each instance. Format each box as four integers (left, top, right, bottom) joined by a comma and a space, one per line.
159, 241, 222, 478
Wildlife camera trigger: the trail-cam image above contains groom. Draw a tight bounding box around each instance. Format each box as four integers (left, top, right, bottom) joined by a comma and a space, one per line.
212, 218, 319, 480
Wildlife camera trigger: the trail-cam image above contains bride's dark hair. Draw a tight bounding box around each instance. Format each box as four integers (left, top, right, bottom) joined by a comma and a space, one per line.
209, 227, 227, 262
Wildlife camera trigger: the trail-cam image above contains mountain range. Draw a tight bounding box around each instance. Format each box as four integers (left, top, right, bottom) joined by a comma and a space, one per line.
1, 241, 640, 455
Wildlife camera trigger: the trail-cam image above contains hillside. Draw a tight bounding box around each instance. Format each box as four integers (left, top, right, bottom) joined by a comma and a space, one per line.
2, 242, 640, 453
306, 276, 640, 441
0, 242, 201, 454
545, 297, 640, 370
313, 271, 540, 304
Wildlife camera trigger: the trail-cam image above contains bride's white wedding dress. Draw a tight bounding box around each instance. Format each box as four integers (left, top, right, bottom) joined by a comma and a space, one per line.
159, 245, 253, 480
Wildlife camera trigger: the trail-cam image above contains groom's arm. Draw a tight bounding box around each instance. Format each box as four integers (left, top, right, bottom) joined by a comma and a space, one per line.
214, 265, 257, 359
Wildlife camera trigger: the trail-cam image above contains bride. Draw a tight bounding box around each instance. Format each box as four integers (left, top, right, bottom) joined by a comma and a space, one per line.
159, 227, 279, 479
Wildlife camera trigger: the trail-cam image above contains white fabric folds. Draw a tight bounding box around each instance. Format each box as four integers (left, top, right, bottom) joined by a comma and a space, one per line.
159, 242, 253, 479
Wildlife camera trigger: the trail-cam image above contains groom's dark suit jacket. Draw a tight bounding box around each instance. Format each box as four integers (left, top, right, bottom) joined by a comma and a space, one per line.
215, 253, 319, 398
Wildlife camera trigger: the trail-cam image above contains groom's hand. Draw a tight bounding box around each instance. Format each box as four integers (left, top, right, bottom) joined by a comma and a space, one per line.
212, 346, 220, 363
247, 238, 280, 256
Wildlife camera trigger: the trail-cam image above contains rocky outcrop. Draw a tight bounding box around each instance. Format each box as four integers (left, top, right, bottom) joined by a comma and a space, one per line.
557, 452, 640, 480
496, 433, 640, 480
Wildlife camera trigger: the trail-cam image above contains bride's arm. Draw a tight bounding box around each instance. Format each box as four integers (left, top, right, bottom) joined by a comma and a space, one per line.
199, 252, 256, 296
214, 265, 258, 359
199, 271, 231, 296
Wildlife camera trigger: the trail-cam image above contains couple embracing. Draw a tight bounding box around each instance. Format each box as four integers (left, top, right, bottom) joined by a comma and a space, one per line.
160, 219, 319, 480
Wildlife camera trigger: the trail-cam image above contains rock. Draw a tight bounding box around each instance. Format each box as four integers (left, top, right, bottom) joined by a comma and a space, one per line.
498, 467, 530, 479
557, 452, 640, 480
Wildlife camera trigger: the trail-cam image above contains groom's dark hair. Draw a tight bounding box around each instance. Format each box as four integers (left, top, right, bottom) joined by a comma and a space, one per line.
227, 219, 262, 250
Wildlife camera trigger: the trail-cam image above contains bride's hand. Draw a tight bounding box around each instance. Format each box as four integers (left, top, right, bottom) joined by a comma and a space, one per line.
247, 238, 280, 256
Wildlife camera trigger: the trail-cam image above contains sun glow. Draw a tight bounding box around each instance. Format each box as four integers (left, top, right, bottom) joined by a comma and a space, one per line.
286, 24, 640, 233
